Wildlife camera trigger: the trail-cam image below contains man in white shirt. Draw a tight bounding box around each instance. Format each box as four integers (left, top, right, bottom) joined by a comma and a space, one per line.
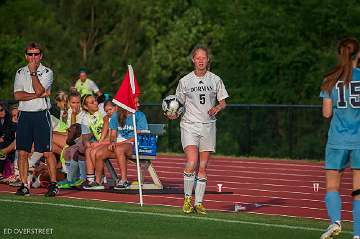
13, 42, 58, 197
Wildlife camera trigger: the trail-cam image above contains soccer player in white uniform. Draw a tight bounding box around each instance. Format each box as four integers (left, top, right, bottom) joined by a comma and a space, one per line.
169, 46, 229, 214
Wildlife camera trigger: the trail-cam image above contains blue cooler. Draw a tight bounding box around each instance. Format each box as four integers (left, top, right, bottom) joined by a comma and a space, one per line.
133, 133, 157, 156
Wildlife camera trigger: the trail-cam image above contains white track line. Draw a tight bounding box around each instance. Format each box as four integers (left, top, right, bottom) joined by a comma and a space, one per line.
0, 198, 351, 234
155, 160, 326, 174
157, 157, 324, 168
149, 163, 354, 181
124, 168, 354, 185
154, 161, 351, 178
141, 194, 352, 213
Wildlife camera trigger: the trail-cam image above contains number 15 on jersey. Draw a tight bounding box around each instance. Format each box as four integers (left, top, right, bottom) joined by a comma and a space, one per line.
336, 81, 360, 108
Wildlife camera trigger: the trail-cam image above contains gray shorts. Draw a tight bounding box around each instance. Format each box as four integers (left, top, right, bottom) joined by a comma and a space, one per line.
180, 121, 216, 152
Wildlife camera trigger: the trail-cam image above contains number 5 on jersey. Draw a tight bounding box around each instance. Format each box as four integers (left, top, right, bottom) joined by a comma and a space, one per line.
199, 94, 205, 104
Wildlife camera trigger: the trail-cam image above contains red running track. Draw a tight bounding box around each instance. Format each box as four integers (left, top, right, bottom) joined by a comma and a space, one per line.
0, 155, 353, 221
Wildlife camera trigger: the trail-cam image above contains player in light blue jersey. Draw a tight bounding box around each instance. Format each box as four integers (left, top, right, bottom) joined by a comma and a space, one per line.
88, 97, 148, 190
320, 38, 360, 239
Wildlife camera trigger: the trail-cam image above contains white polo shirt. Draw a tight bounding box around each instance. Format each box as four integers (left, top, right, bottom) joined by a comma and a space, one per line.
14, 63, 53, 112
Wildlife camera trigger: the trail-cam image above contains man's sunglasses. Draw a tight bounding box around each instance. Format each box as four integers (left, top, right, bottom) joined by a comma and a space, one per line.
26, 52, 41, 56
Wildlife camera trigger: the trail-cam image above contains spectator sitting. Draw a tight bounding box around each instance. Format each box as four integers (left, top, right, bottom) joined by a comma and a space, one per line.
0, 103, 16, 181
52, 91, 85, 155
59, 94, 104, 188
85, 97, 148, 190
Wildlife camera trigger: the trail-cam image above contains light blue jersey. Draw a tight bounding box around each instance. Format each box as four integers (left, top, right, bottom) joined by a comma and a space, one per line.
320, 68, 360, 149
109, 111, 148, 142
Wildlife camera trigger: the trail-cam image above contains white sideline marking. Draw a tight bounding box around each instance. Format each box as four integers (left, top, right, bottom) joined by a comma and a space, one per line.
0, 198, 351, 234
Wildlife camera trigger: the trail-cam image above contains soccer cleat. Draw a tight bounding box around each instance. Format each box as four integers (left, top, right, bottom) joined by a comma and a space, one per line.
114, 180, 130, 190
320, 222, 341, 239
354, 236, 360, 239
182, 196, 193, 214
44, 182, 59, 197
15, 184, 30, 196
83, 181, 104, 190
194, 204, 207, 215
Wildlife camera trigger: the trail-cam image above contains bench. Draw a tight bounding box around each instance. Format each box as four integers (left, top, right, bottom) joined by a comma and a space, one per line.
104, 123, 166, 189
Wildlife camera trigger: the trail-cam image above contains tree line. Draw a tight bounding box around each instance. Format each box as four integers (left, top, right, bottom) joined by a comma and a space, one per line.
1, 0, 359, 105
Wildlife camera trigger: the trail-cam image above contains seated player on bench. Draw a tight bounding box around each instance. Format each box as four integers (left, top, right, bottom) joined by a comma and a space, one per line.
85, 97, 148, 190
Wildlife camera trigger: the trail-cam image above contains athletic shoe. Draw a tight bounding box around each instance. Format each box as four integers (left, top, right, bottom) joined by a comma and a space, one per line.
182, 196, 193, 214
2, 174, 16, 184
114, 180, 130, 190
354, 236, 360, 239
194, 203, 207, 215
320, 222, 341, 239
15, 184, 30, 196
9, 177, 22, 187
71, 179, 86, 187
83, 181, 104, 190
0, 175, 5, 183
44, 182, 59, 197
57, 182, 72, 189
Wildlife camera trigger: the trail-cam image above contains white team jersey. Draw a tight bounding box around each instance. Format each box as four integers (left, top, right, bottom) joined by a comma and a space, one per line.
14, 63, 53, 111
176, 71, 229, 123
65, 109, 87, 126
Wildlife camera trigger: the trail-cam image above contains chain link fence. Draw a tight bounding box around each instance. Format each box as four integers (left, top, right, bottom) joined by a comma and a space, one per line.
141, 104, 329, 160
1, 100, 328, 160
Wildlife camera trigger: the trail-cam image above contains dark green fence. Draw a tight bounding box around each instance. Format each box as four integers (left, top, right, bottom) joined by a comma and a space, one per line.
1, 100, 328, 160
141, 104, 329, 160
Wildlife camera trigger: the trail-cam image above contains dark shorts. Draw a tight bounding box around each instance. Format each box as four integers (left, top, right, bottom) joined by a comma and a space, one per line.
16, 110, 52, 153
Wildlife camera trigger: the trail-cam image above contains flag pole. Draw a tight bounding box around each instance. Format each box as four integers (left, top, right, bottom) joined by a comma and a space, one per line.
128, 65, 144, 206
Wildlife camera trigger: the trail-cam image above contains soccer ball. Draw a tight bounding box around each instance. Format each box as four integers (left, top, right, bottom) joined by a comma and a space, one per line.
162, 95, 184, 117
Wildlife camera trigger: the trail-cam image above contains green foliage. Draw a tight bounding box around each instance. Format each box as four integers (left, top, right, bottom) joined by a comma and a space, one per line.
0, 35, 25, 98
1, 0, 360, 158
1, 0, 359, 104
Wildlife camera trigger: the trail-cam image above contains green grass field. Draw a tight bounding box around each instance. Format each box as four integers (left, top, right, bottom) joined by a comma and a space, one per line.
0, 193, 353, 239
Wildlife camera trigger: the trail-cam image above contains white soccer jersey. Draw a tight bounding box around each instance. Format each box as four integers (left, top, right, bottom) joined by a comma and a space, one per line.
14, 63, 53, 111
176, 71, 229, 123
65, 109, 87, 126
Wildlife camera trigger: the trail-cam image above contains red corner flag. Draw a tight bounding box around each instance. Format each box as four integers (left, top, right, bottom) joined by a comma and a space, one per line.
112, 65, 140, 113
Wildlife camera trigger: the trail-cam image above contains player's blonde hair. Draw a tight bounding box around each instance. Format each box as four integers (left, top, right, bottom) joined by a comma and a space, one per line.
191, 45, 211, 70
55, 90, 69, 110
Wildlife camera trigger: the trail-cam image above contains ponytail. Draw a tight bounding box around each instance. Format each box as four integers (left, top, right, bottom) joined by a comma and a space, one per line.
321, 38, 359, 93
